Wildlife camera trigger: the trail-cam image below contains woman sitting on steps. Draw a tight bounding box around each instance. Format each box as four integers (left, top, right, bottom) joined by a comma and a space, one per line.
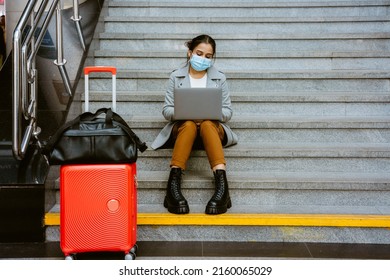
151, 34, 238, 215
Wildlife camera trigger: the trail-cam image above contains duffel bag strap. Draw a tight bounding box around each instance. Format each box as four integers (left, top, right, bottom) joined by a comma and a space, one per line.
109, 110, 148, 153
79, 108, 116, 128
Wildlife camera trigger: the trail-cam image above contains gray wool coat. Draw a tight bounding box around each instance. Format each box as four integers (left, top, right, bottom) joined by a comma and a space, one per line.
151, 64, 238, 150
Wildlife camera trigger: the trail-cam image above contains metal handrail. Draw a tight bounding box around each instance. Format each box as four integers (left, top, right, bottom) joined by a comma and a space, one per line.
71, 0, 86, 51
12, 0, 84, 160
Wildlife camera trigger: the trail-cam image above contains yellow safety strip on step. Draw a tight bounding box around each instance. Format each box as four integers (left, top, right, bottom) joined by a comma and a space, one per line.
44, 213, 390, 228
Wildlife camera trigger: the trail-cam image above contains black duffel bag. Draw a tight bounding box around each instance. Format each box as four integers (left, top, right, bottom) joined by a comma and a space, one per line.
42, 108, 147, 165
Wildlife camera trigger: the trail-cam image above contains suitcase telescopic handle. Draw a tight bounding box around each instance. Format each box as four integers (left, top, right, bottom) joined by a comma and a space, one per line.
84, 66, 117, 112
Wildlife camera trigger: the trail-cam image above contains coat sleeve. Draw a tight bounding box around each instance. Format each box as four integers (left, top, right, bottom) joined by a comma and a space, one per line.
162, 72, 175, 121
220, 74, 233, 123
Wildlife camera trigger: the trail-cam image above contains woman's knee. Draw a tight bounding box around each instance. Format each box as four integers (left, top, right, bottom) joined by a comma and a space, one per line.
199, 120, 218, 134
200, 120, 216, 129
200, 121, 225, 141
182, 120, 197, 130
178, 120, 198, 136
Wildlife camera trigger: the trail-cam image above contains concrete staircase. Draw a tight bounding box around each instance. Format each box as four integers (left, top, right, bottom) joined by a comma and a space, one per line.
45, 0, 390, 244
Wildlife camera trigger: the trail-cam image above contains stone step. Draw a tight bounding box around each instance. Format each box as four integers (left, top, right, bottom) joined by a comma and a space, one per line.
86, 70, 390, 92
126, 115, 390, 129
134, 127, 390, 145
93, 50, 390, 71
83, 90, 390, 103
87, 98, 390, 118
125, 115, 390, 143
98, 32, 390, 52
135, 142, 390, 173
108, 1, 390, 17
104, 16, 390, 34
138, 169, 390, 207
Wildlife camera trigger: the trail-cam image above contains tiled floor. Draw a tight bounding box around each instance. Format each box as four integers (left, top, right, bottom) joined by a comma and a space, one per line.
1, 241, 390, 260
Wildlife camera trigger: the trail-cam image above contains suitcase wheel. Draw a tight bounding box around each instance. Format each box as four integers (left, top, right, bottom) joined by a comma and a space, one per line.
130, 244, 138, 254
65, 255, 75, 260
125, 252, 136, 260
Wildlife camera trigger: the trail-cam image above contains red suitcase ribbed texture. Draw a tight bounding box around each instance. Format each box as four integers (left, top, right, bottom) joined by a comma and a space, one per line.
60, 164, 137, 256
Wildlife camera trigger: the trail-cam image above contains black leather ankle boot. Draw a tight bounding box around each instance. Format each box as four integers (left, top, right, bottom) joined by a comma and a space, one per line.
205, 169, 232, 215
164, 167, 189, 214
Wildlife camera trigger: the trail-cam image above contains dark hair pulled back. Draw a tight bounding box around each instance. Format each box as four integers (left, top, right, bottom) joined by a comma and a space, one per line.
185, 34, 216, 61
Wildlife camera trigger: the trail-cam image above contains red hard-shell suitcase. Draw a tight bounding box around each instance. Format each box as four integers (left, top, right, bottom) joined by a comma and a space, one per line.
60, 163, 137, 260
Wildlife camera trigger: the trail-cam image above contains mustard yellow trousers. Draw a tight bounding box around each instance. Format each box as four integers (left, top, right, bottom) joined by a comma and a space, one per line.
171, 120, 225, 170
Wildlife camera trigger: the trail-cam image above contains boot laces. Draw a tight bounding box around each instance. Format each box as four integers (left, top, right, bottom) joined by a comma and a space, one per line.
213, 173, 226, 200
170, 172, 184, 199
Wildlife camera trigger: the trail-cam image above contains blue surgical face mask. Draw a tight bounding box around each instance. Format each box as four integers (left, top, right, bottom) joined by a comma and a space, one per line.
189, 54, 212, 71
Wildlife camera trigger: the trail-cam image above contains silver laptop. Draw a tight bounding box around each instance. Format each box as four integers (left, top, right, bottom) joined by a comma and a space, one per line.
173, 88, 222, 121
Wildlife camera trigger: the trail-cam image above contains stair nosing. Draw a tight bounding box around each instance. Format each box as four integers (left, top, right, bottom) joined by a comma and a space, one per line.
98, 32, 390, 40
44, 211, 390, 227
104, 15, 390, 23
94, 50, 390, 58
85, 69, 390, 79
109, 1, 390, 9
